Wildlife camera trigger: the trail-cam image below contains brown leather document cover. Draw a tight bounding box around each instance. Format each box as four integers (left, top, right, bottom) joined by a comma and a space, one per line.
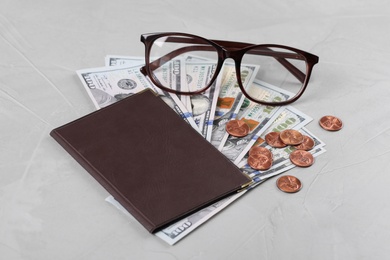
50, 89, 251, 233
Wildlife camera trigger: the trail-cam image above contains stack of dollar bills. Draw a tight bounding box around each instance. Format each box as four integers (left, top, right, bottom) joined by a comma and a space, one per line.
76, 55, 326, 245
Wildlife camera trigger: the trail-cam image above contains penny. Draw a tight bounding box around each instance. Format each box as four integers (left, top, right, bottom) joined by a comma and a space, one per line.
294, 135, 315, 151
265, 132, 287, 148
319, 115, 343, 131
276, 175, 302, 193
280, 129, 304, 146
289, 150, 314, 167
247, 153, 272, 170
249, 146, 273, 159
226, 119, 250, 137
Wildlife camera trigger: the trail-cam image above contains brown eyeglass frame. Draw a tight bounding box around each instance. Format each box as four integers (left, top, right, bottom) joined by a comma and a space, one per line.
140, 32, 319, 106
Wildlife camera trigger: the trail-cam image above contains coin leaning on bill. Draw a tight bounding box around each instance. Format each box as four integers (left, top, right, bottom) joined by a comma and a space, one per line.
225, 119, 250, 137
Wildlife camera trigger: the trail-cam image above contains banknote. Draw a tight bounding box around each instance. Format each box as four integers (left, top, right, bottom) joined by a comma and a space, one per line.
76, 64, 200, 132
104, 191, 247, 245
155, 191, 247, 245
152, 58, 192, 114
106, 55, 193, 114
218, 80, 295, 163
77, 64, 150, 108
171, 54, 220, 140
210, 63, 259, 149
185, 62, 219, 141
234, 105, 313, 164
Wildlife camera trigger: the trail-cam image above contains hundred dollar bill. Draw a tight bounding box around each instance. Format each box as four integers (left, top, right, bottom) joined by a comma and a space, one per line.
182, 55, 225, 141
104, 191, 247, 245
210, 63, 259, 149
234, 105, 313, 164
155, 191, 247, 245
218, 80, 295, 163
240, 127, 326, 179
106, 55, 193, 115
77, 64, 150, 108
152, 58, 193, 114
185, 62, 219, 141
76, 64, 200, 132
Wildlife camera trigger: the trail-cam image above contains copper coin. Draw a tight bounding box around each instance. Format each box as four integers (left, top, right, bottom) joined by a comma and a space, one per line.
276, 175, 302, 193
280, 129, 304, 145
247, 153, 272, 170
319, 115, 343, 131
265, 132, 287, 148
289, 150, 314, 167
226, 119, 250, 137
249, 146, 273, 159
294, 135, 315, 151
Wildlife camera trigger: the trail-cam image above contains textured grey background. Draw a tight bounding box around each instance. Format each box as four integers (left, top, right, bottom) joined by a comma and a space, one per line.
1, 0, 390, 259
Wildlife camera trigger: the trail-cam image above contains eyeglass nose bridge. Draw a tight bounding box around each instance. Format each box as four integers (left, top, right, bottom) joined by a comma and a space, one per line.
217, 48, 247, 94
218, 48, 245, 76
220, 47, 244, 61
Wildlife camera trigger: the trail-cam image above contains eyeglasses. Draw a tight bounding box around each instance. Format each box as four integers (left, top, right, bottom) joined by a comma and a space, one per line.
140, 32, 319, 106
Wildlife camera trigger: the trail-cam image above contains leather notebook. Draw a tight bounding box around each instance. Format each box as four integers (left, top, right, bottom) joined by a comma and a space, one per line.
50, 89, 251, 233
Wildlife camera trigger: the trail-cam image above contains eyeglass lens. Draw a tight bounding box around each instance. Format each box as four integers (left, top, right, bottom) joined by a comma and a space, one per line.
241, 46, 307, 104
148, 35, 219, 93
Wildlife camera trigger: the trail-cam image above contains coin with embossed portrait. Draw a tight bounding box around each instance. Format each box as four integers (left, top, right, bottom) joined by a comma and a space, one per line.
280, 129, 304, 145
319, 115, 343, 131
294, 135, 315, 151
277, 175, 302, 193
226, 119, 250, 137
247, 153, 272, 170
249, 146, 273, 159
265, 132, 287, 148
289, 150, 314, 167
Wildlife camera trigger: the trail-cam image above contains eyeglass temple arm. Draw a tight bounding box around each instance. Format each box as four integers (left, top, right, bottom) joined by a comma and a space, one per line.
141, 37, 309, 83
